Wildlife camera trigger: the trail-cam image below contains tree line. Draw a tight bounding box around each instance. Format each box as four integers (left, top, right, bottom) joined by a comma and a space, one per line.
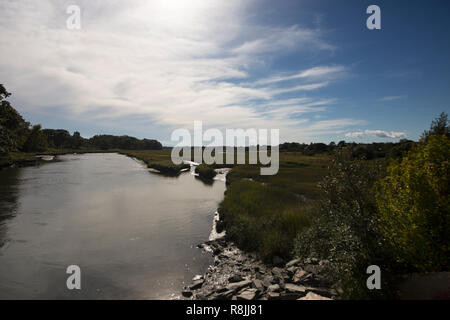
0, 84, 162, 155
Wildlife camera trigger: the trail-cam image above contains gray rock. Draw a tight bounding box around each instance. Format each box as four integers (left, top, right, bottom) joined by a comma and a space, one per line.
237, 288, 259, 300
268, 284, 280, 292
192, 274, 203, 281
228, 274, 244, 283
267, 292, 281, 300
190, 279, 205, 290
211, 290, 234, 300
298, 292, 332, 300
226, 280, 252, 292
279, 292, 306, 300
284, 283, 307, 294
305, 286, 334, 298
286, 258, 301, 268
287, 266, 297, 275
252, 279, 264, 291
292, 269, 308, 283
272, 267, 283, 276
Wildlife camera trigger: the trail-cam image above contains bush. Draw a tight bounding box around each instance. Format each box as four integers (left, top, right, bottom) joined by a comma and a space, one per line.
376, 134, 450, 272
195, 164, 217, 180
219, 180, 310, 261
293, 149, 395, 299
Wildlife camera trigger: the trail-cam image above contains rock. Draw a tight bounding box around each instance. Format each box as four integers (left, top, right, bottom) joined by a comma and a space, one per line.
228, 275, 244, 283
192, 274, 203, 281
263, 275, 275, 286
305, 257, 319, 264
237, 288, 259, 300
279, 292, 305, 300
287, 266, 297, 275
304, 264, 322, 275
181, 288, 193, 298
292, 269, 308, 283
267, 292, 281, 300
284, 283, 307, 294
212, 290, 234, 300
190, 279, 205, 290
252, 279, 264, 291
268, 284, 280, 292
272, 255, 285, 267
215, 287, 228, 293
226, 280, 252, 292
298, 292, 332, 300
272, 267, 284, 276
305, 287, 334, 298
286, 258, 302, 268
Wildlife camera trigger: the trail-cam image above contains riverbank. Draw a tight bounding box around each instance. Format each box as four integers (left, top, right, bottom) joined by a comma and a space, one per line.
182, 232, 336, 300
0, 149, 191, 175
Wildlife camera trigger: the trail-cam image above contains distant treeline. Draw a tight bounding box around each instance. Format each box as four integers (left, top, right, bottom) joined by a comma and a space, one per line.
42, 129, 162, 150
279, 139, 415, 159
0, 84, 162, 154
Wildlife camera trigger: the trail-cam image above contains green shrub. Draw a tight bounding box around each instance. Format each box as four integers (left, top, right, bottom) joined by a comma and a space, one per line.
195, 164, 217, 179
293, 149, 395, 299
219, 180, 310, 261
376, 134, 450, 272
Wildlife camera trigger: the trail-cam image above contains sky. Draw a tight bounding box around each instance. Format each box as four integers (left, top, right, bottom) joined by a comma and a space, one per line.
1, 0, 449, 145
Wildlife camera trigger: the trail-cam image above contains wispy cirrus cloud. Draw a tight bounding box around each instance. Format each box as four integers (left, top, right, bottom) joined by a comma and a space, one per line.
255, 65, 347, 85
378, 95, 407, 102
0, 0, 365, 143
345, 130, 407, 139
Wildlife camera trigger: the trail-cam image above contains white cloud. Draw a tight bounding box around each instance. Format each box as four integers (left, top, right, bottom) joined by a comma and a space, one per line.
378, 95, 407, 102
0, 0, 362, 143
345, 130, 407, 139
256, 65, 347, 85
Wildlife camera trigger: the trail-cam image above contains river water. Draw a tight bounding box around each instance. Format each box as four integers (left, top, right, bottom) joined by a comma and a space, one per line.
0, 153, 225, 299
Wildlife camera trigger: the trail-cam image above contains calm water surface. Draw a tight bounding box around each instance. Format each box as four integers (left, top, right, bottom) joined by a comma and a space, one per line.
0, 153, 225, 299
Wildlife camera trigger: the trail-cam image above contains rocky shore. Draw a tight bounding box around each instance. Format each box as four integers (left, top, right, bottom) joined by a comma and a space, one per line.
181, 233, 337, 300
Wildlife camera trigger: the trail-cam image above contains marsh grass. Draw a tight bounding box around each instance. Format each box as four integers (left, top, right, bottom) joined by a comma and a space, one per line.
219, 179, 313, 261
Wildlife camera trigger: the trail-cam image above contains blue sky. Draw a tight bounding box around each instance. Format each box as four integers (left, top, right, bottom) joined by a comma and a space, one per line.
1, 0, 449, 145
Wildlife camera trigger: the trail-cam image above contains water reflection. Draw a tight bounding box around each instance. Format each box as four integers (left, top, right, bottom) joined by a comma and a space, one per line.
0, 168, 21, 247
0, 153, 225, 299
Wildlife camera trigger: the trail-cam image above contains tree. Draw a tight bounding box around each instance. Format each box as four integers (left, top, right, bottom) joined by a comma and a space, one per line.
72, 131, 82, 149
420, 112, 449, 142
0, 84, 30, 154
376, 133, 450, 272
22, 124, 48, 152
293, 149, 392, 298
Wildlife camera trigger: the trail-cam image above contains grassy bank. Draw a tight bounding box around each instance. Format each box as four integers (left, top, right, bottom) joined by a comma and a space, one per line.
119, 149, 189, 175
218, 152, 331, 262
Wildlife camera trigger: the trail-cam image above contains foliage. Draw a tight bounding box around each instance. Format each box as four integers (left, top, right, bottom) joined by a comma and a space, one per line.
0, 84, 30, 154
376, 133, 450, 272
89, 134, 162, 150
219, 180, 311, 261
195, 164, 217, 179
22, 125, 48, 152
293, 149, 395, 299
279, 140, 415, 160
420, 112, 449, 142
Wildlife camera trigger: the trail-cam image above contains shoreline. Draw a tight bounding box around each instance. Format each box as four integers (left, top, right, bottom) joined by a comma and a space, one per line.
182, 219, 336, 300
